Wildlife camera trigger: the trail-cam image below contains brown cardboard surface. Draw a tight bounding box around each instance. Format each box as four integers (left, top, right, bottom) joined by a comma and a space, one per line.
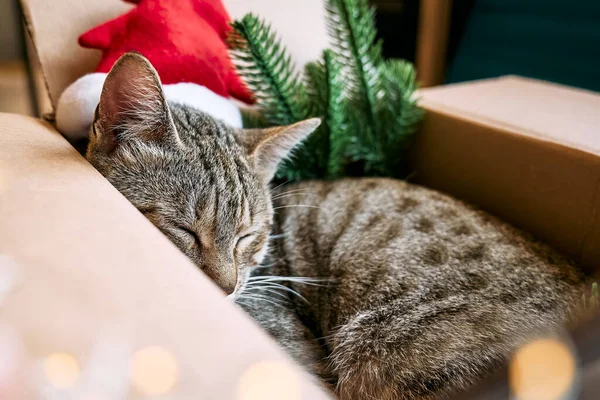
416, 77, 600, 271
419, 76, 600, 156
416, 0, 451, 87
20, 0, 329, 110
20, 0, 132, 109
0, 113, 330, 399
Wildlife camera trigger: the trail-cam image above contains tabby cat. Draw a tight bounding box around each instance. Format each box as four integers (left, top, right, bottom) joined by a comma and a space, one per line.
86, 53, 584, 399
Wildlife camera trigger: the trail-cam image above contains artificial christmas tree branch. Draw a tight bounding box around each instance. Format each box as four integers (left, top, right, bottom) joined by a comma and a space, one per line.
302, 50, 348, 179
305, 51, 348, 178
378, 59, 424, 173
325, 0, 383, 137
229, 15, 308, 126
230, 0, 424, 182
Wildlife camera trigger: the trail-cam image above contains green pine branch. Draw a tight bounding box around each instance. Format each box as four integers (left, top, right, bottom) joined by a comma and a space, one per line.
325, 0, 383, 136
277, 50, 348, 181
322, 52, 348, 178
229, 3, 425, 182
301, 59, 330, 178
304, 50, 348, 178
274, 57, 324, 181
378, 59, 424, 175
229, 14, 308, 126
240, 107, 270, 129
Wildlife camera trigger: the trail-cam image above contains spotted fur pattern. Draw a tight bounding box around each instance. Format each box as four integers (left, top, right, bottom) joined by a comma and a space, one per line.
87, 53, 585, 400
244, 178, 584, 399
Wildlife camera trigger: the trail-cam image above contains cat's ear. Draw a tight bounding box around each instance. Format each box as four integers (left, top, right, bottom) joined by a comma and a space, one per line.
92, 52, 175, 152
237, 118, 321, 182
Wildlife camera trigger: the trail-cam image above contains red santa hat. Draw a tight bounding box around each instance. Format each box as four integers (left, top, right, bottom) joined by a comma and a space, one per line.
56, 0, 254, 139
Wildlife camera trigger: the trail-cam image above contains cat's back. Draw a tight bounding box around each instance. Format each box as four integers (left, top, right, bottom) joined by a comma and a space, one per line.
273, 177, 583, 328
274, 177, 576, 268
268, 177, 584, 399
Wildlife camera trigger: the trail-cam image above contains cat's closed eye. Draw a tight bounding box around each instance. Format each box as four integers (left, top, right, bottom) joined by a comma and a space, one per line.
179, 227, 202, 248
235, 233, 255, 249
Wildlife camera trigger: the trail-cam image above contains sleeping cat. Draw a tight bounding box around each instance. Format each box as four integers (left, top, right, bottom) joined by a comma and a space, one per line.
86, 52, 584, 399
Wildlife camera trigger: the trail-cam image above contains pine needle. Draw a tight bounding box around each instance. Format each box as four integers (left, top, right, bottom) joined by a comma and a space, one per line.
229, 14, 308, 125
229, 1, 424, 182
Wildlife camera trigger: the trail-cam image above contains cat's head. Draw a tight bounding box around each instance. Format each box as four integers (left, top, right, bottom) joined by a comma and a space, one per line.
86, 52, 319, 296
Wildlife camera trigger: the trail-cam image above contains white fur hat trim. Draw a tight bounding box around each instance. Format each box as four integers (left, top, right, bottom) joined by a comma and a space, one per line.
56, 73, 243, 140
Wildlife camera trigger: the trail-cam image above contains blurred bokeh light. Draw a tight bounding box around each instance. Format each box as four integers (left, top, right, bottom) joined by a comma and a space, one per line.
509, 337, 577, 400
237, 360, 301, 400
43, 352, 80, 389
130, 346, 178, 395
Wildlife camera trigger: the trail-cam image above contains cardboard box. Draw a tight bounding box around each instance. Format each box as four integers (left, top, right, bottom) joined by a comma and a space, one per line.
0, 113, 330, 398
4, 2, 332, 398
416, 77, 600, 272
5, 0, 599, 398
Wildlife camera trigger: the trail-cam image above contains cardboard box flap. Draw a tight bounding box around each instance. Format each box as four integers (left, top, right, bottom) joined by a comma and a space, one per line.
0, 113, 330, 398
420, 76, 600, 156
20, 0, 328, 111
20, 0, 132, 110
416, 77, 600, 271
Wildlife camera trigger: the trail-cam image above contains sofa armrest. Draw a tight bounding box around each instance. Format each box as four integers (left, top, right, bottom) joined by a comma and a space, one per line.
0, 113, 329, 398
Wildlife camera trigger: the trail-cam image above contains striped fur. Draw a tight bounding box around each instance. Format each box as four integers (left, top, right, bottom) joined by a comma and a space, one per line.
87, 53, 585, 399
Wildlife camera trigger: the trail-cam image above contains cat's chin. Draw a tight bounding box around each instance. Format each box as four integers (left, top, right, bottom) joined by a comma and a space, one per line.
226, 289, 244, 301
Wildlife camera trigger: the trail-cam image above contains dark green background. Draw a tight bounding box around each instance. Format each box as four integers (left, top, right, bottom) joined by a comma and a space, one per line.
446, 0, 600, 92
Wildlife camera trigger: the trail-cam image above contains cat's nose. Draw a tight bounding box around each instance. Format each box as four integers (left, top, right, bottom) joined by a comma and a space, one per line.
223, 285, 234, 295
202, 263, 237, 296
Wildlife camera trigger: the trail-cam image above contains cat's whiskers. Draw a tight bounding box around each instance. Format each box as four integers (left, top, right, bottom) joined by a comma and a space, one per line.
268, 232, 290, 241
246, 286, 290, 301
314, 332, 339, 342
271, 193, 319, 201
271, 188, 316, 200
248, 275, 332, 287
273, 204, 322, 211
253, 257, 286, 269
235, 299, 258, 311
245, 281, 309, 303
236, 293, 288, 309
271, 186, 310, 195
242, 291, 285, 305
269, 180, 292, 193
315, 324, 346, 343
